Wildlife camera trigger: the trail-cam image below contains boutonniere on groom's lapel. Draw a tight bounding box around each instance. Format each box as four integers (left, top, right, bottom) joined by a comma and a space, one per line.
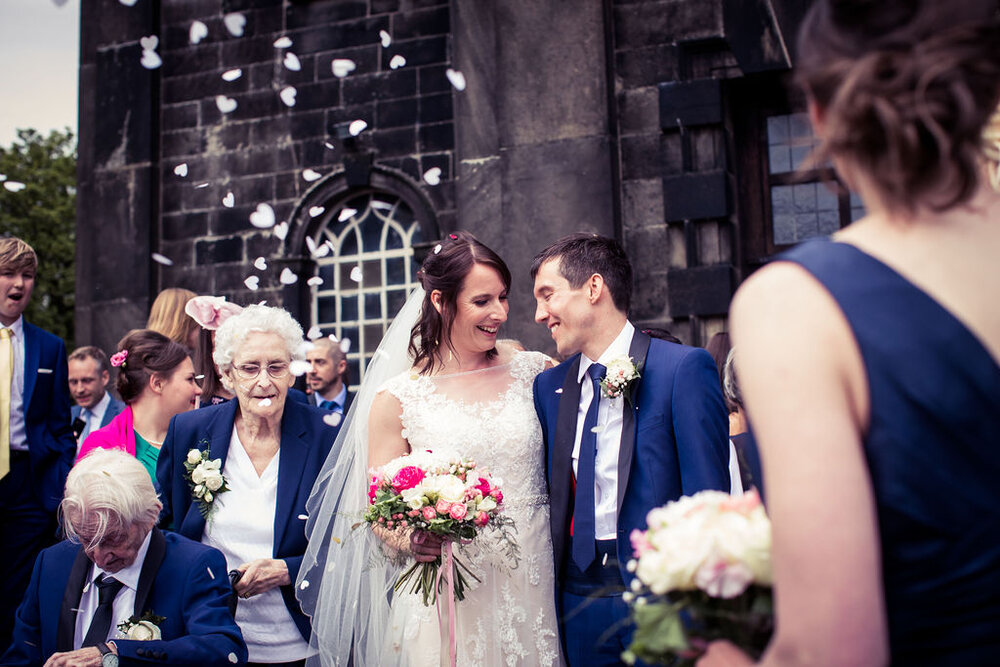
184, 440, 230, 519
599, 355, 641, 403
117, 610, 165, 640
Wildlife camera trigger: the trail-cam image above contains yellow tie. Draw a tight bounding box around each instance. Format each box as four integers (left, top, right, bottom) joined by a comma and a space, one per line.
0, 328, 12, 479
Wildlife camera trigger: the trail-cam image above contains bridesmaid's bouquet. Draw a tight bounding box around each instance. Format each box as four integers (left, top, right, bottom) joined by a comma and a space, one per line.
364, 449, 515, 605
623, 490, 774, 666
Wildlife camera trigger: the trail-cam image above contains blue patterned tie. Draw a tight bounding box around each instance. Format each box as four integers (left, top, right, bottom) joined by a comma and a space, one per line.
319, 400, 341, 413
572, 362, 605, 571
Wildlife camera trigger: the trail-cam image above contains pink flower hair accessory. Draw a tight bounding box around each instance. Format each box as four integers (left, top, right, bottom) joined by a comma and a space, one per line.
184, 295, 244, 331
110, 350, 128, 368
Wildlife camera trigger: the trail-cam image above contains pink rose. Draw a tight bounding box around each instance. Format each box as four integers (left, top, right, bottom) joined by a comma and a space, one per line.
435, 499, 451, 515
474, 511, 489, 527
476, 477, 491, 498
368, 479, 380, 503
421, 506, 437, 521
449, 504, 468, 520
629, 528, 652, 557
392, 466, 425, 492
492, 488, 503, 504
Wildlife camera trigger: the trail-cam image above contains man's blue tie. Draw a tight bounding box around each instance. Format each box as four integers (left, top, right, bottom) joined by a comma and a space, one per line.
319, 400, 341, 413
572, 362, 605, 572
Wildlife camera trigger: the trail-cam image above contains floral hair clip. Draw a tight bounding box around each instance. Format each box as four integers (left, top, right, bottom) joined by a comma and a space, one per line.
449, 233, 458, 240
110, 350, 128, 368
185, 295, 244, 331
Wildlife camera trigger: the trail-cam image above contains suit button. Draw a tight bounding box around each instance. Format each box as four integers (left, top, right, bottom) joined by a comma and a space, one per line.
137, 648, 146, 656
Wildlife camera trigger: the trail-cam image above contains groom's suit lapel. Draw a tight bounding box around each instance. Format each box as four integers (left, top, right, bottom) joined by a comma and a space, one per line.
180, 401, 237, 538
552, 355, 582, 565
617, 330, 651, 511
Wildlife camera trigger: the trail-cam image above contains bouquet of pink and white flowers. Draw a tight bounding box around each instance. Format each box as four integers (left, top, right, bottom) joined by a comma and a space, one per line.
364, 449, 515, 605
623, 490, 773, 665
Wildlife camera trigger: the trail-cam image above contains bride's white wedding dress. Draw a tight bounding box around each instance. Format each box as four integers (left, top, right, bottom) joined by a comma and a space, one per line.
379, 348, 561, 667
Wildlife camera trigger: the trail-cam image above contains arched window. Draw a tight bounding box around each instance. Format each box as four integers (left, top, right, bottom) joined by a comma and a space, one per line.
310, 190, 424, 383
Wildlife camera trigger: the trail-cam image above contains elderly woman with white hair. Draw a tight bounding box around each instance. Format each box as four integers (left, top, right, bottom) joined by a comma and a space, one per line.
157, 305, 341, 667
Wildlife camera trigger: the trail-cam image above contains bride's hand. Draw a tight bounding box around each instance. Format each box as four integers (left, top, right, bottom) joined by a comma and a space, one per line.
410, 530, 445, 562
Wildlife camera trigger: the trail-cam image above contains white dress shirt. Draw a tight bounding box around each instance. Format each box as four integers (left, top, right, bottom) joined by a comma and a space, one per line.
573, 321, 635, 541
312, 384, 347, 411
78, 391, 112, 450
202, 429, 310, 662
74, 529, 152, 648
7, 316, 27, 451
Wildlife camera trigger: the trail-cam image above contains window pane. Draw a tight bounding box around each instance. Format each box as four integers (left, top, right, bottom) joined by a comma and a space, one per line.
788, 113, 812, 140
363, 260, 382, 287
794, 213, 818, 239
818, 210, 840, 235
340, 295, 358, 322
364, 324, 384, 347
771, 185, 793, 215
773, 213, 796, 245
792, 183, 816, 214
768, 145, 790, 174
318, 297, 337, 324
766, 115, 789, 145
365, 293, 381, 320
386, 226, 404, 250
386, 257, 406, 285
387, 288, 408, 317
319, 263, 335, 285
340, 229, 358, 257
361, 216, 382, 252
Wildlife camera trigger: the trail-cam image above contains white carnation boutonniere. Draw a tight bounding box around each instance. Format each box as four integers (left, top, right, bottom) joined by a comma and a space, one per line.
184, 443, 230, 519
599, 355, 641, 403
117, 610, 165, 640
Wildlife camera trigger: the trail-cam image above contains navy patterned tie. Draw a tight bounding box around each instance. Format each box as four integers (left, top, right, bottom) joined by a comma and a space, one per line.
82, 575, 124, 646
571, 362, 605, 571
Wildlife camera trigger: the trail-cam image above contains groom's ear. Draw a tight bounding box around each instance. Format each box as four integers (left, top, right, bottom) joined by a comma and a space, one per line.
587, 273, 606, 304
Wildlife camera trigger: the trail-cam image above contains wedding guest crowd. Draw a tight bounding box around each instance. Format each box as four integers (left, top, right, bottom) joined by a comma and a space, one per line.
68, 346, 124, 452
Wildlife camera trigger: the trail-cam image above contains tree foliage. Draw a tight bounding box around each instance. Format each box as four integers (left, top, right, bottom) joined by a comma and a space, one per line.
0, 128, 76, 347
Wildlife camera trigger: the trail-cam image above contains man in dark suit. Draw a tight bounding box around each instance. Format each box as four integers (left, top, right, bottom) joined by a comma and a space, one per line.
0, 236, 77, 651
2, 448, 247, 666
68, 346, 125, 452
304, 336, 353, 418
531, 234, 730, 666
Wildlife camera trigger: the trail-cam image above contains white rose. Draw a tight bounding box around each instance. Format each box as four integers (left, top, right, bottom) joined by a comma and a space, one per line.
191, 466, 207, 484
127, 621, 162, 641
186, 449, 202, 465
477, 497, 497, 513
203, 458, 223, 472
204, 471, 224, 491
400, 486, 426, 510
204, 491, 213, 503
434, 476, 467, 503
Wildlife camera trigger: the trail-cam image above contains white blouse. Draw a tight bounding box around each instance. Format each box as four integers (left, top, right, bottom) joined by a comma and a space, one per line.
202, 429, 310, 662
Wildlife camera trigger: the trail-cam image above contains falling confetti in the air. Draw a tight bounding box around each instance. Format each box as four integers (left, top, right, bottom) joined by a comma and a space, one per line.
284, 52, 301, 71
323, 412, 342, 428
206, 566, 215, 579
249, 203, 275, 228
173, 163, 188, 177
324, 141, 336, 150
3, 182, 26, 192
258, 398, 272, 407
555, 388, 564, 394
140, 49, 162, 69
222, 69, 242, 82
151, 253, 174, 266
274, 221, 289, 240
379, 30, 391, 47
350, 266, 363, 283
298, 514, 309, 520
348, 119, 367, 136
331, 59, 356, 78
216, 95, 238, 113
222, 192, 235, 208
309, 206, 325, 218
446, 68, 467, 91
119, 0, 137, 6
423, 167, 442, 185
273, 36, 293, 48
279, 268, 298, 285
189, 21, 208, 45
389, 54, 406, 70
300, 580, 310, 590
280, 86, 297, 107
253, 257, 267, 270
307, 276, 323, 286
340, 338, 352, 354
337, 207, 356, 222
223, 13, 246, 37
302, 168, 322, 182
289, 359, 312, 376
244, 276, 260, 290
195, 181, 209, 189
590, 424, 606, 434
306, 325, 322, 340
434, 244, 442, 254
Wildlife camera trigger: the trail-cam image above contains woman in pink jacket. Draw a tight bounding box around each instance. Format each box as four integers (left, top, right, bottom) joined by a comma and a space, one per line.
77, 329, 200, 482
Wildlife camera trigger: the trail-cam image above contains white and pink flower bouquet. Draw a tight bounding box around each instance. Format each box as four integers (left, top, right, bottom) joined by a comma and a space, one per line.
623, 489, 774, 665
363, 449, 515, 605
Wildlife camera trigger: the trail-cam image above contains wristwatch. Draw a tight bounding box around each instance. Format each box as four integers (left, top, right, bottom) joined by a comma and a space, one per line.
98, 642, 119, 667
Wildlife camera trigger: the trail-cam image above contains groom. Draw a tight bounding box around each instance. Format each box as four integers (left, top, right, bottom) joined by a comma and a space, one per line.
531, 233, 729, 665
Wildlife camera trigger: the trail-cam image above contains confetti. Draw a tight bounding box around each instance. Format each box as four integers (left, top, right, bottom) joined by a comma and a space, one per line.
349, 266, 363, 283
216, 95, 237, 113
243, 276, 260, 290
312, 243, 330, 258
273, 36, 292, 49
302, 168, 322, 182
3, 181, 26, 192
423, 167, 442, 185
283, 52, 301, 71
258, 398, 272, 407
337, 207, 356, 222
249, 202, 275, 228
298, 514, 309, 520
140, 49, 162, 69
307, 276, 323, 286
206, 567, 215, 579
305, 237, 318, 254
274, 221, 289, 240
279, 86, 297, 107
306, 325, 323, 340
151, 253, 173, 266
173, 163, 188, 177
289, 359, 312, 376
300, 580, 310, 590
327, 333, 339, 342
340, 338, 352, 354
189, 20, 208, 45
446, 68, 467, 91
324, 141, 336, 150
279, 268, 298, 285
433, 244, 442, 254
323, 412, 343, 428
223, 13, 246, 37
306, 206, 324, 218
331, 59, 356, 78
195, 181, 209, 188
221, 68, 242, 82
590, 424, 606, 434
348, 119, 367, 136
379, 30, 391, 48
253, 257, 267, 270
389, 54, 406, 69
139, 35, 158, 51
229, 653, 239, 664
195, 374, 206, 380
222, 192, 235, 208
119, 0, 137, 5
555, 388, 563, 394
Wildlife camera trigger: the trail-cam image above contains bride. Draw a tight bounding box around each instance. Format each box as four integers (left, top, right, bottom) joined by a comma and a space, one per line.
297, 232, 562, 666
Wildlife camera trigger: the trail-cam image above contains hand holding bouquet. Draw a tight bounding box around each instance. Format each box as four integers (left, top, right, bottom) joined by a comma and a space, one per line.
364, 449, 515, 605
623, 490, 773, 665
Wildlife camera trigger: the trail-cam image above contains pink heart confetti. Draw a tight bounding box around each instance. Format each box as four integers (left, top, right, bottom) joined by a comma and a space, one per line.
151, 253, 174, 266
249, 203, 275, 228
279, 268, 298, 285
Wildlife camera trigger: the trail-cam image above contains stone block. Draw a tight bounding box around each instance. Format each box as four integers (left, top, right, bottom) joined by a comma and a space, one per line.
616, 44, 678, 89
162, 128, 206, 158
618, 87, 659, 136
285, 0, 367, 29
196, 237, 244, 265
293, 82, 341, 111
418, 122, 454, 152
294, 17, 390, 55
622, 178, 665, 231
418, 64, 450, 94
341, 70, 417, 104
614, 1, 722, 47
385, 36, 448, 68
162, 211, 209, 241
372, 126, 418, 157
620, 134, 662, 181
662, 171, 730, 222
161, 44, 221, 76
419, 93, 452, 124
393, 6, 450, 40
377, 98, 419, 129
220, 35, 279, 66
667, 264, 733, 317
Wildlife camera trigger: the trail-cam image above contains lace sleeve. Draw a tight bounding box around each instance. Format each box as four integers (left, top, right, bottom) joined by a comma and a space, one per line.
509, 350, 552, 384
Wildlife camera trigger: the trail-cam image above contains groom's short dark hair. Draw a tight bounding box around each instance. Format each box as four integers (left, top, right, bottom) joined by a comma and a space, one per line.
530, 233, 632, 314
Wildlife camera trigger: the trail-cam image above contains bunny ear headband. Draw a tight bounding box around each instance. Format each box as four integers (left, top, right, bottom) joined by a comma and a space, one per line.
185, 295, 244, 331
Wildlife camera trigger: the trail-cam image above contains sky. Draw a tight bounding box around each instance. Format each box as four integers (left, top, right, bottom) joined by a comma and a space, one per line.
0, 0, 80, 146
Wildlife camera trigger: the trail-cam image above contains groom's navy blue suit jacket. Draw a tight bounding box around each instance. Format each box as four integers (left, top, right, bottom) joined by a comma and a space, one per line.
533, 330, 730, 584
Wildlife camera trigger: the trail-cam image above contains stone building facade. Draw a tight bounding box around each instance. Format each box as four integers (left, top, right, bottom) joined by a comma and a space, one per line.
77, 0, 823, 379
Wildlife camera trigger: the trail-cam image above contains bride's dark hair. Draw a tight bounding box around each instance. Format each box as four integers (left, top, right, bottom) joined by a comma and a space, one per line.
409, 231, 512, 374
797, 0, 1000, 214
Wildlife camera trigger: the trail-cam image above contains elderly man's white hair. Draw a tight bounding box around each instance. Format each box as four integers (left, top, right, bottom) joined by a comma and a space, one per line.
212, 304, 305, 384
61, 449, 162, 552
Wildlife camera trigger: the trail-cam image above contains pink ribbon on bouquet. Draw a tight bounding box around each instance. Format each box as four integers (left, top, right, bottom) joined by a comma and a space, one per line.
435, 541, 458, 667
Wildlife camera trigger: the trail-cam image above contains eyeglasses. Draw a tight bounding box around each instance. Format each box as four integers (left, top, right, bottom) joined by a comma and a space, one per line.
232, 363, 290, 380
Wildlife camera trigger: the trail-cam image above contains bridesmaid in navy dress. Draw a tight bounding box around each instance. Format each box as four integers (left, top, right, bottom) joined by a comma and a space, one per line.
702, 1, 1000, 665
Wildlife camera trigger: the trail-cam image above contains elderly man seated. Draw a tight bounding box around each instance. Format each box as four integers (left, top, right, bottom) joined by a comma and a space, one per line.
2, 449, 247, 667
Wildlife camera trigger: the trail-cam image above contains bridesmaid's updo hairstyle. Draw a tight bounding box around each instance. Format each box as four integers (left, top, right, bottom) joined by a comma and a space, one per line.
115, 329, 190, 405
797, 0, 1000, 213
409, 231, 512, 374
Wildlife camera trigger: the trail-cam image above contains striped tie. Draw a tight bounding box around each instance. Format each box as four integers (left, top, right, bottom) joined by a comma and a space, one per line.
0, 328, 12, 480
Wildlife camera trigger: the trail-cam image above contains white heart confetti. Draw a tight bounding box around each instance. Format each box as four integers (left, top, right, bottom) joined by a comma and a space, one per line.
223, 13, 246, 37
216, 95, 237, 113
337, 207, 356, 222
555, 388, 563, 394
280, 86, 297, 107
140, 49, 162, 69
274, 221, 289, 240
423, 167, 442, 185
283, 52, 301, 71
3, 181, 26, 192
300, 580, 310, 590
189, 21, 208, 45
244, 275, 260, 290
389, 54, 406, 69
221, 68, 242, 82
173, 163, 188, 177
305, 237, 318, 254
348, 119, 367, 136
289, 359, 312, 376
307, 276, 323, 286
119, 0, 137, 5
297, 514, 308, 520
434, 244, 442, 254
309, 206, 325, 218
324, 141, 336, 150
228, 652, 238, 664
151, 253, 174, 266
323, 412, 343, 428
195, 181, 209, 188
590, 424, 606, 434
139, 35, 158, 51
327, 333, 339, 342
350, 266, 363, 283
331, 59, 356, 78
379, 30, 391, 47
371, 200, 392, 211
249, 202, 275, 228
302, 168, 322, 182
279, 268, 298, 285
258, 398, 272, 407
340, 338, 352, 354
446, 68, 467, 91
222, 192, 235, 208
273, 36, 292, 48
253, 257, 267, 270
312, 244, 330, 258
52, 0, 69, 6
306, 325, 322, 340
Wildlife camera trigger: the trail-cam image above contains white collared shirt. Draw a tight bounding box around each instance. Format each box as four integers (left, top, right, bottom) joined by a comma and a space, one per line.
573, 320, 635, 540
312, 384, 347, 410
6, 316, 27, 451
74, 529, 152, 648
78, 392, 112, 450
